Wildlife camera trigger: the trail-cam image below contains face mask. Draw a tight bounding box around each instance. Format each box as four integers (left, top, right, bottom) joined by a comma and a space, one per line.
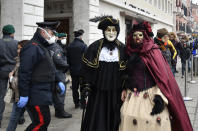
38, 27, 56, 44
104, 26, 117, 42
133, 31, 144, 44
46, 36, 56, 44
61, 39, 67, 45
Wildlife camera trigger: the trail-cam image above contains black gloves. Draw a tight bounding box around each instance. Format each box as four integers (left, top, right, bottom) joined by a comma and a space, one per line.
82, 83, 92, 98
150, 95, 165, 115
79, 77, 92, 98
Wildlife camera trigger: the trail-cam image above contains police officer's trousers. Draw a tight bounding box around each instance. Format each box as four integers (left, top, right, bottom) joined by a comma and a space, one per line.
0, 78, 8, 122
53, 83, 66, 111
25, 105, 51, 131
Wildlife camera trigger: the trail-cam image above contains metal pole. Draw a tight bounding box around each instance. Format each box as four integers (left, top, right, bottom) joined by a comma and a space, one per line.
195, 55, 198, 77
183, 60, 193, 101
190, 53, 196, 83
184, 61, 187, 97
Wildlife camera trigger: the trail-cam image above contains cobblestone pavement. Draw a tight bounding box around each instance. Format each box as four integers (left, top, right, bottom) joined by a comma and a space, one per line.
0, 59, 198, 131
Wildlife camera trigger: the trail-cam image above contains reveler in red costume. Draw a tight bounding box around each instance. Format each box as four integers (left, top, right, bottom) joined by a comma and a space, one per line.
119, 21, 193, 131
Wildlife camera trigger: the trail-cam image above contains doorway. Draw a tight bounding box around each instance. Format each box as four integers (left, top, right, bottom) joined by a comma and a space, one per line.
45, 18, 70, 43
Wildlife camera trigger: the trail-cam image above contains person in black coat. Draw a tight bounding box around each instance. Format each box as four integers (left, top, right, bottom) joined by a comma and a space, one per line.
18, 22, 65, 131
47, 33, 72, 118
67, 30, 87, 108
180, 37, 191, 78
0, 25, 18, 128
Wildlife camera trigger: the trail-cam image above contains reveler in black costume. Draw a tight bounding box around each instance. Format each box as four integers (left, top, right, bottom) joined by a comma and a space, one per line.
80, 16, 127, 131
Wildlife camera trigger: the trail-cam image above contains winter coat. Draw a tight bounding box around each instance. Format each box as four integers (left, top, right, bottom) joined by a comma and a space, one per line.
47, 43, 69, 82
180, 46, 191, 64
67, 38, 87, 76
0, 35, 18, 79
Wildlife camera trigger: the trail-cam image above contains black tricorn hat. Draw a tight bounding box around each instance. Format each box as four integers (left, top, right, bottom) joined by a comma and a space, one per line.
74, 29, 84, 37
90, 15, 120, 33
36, 21, 60, 30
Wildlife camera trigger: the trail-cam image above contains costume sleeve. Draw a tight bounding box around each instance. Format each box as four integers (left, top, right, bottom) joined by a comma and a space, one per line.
80, 60, 96, 85
18, 44, 44, 97
80, 43, 98, 85
168, 40, 177, 60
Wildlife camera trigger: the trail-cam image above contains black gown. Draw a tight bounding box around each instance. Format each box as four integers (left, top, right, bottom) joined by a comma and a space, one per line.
81, 39, 126, 131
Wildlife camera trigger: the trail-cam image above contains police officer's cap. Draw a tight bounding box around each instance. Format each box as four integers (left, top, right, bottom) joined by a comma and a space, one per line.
2, 24, 15, 34
56, 33, 67, 38
36, 21, 60, 30
74, 29, 84, 37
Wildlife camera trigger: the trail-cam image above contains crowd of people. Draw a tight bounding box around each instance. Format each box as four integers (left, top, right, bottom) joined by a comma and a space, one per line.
0, 15, 197, 131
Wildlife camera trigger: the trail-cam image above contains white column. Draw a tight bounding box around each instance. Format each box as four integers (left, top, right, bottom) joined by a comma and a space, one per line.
1, 0, 44, 40
23, 0, 44, 40
89, 0, 100, 44
1, 0, 24, 40
73, 0, 90, 45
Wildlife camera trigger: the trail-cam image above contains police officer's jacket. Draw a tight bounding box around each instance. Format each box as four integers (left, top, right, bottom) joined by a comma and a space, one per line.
18, 30, 61, 105
47, 43, 69, 82
67, 38, 87, 76
0, 35, 18, 78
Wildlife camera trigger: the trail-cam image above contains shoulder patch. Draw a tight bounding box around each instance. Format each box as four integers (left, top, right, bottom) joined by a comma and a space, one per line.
32, 43, 38, 46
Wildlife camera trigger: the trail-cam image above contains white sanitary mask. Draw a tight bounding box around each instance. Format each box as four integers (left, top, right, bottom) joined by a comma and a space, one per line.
61, 39, 67, 45
104, 26, 117, 42
38, 27, 56, 44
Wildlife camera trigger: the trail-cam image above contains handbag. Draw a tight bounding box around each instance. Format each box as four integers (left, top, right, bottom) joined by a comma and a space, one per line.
4, 79, 12, 103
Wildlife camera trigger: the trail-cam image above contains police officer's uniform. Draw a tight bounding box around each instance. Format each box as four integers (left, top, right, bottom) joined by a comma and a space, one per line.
0, 33, 18, 127
47, 42, 72, 118
67, 31, 87, 108
18, 22, 62, 131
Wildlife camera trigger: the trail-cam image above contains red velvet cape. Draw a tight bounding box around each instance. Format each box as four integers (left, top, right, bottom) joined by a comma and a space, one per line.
126, 32, 193, 131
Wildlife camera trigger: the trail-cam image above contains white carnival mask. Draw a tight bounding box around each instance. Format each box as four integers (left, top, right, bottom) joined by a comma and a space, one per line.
104, 26, 117, 42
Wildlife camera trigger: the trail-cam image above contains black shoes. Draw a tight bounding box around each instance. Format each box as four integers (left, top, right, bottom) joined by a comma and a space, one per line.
55, 111, 72, 118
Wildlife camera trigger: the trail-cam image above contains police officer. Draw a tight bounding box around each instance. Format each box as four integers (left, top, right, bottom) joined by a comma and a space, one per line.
67, 30, 87, 109
0, 25, 18, 128
17, 22, 65, 131
56, 33, 68, 53
47, 33, 72, 118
